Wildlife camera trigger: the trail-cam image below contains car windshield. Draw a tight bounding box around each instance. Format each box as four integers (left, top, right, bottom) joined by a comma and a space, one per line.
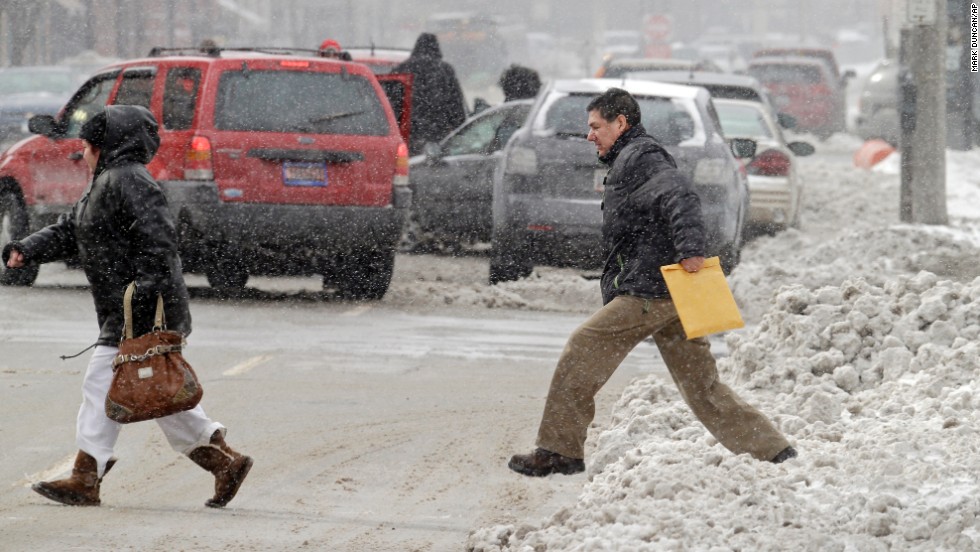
0, 69, 77, 96
749, 64, 824, 85
541, 93, 700, 146
714, 102, 773, 138
214, 70, 388, 135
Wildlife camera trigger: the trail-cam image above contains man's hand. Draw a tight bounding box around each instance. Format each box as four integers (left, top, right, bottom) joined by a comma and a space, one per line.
680, 256, 704, 273
6, 249, 24, 268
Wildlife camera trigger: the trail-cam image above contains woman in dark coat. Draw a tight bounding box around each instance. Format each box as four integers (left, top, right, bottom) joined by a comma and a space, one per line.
3, 105, 252, 508
394, 32, 468, 155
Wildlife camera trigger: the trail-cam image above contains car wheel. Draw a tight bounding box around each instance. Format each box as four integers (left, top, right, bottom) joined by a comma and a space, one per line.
205, 248, 249, 290
0, 191, 39, 287
488, 235, 532, 285
333, 246, 395, 301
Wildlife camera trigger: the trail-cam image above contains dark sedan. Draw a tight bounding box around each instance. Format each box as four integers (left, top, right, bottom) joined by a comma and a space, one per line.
408, 100, 533, 246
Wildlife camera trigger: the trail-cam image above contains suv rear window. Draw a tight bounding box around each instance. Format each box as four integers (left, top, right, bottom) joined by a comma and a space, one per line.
543, 94, 698, 146
749, 64, 824, 85
214, 70, 388, 135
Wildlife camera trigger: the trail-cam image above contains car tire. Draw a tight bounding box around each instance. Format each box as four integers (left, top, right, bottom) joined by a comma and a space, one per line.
205, 248, 249, 290
0, 191, 40, 287
488, 236, 532, 285
333, 246, 395, 301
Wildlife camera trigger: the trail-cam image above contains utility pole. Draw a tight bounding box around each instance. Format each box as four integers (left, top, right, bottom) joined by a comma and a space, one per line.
899, 0, 949, 224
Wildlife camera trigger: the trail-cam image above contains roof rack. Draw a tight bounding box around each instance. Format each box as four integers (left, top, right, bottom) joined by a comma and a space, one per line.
344, 45, 410, 54
148, 46, 324, 58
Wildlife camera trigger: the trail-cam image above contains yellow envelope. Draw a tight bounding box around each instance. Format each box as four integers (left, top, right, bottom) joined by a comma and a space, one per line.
660, 256, 744, 339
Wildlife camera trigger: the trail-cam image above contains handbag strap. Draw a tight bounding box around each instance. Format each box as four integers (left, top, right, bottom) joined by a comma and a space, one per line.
123, 282, 167, 339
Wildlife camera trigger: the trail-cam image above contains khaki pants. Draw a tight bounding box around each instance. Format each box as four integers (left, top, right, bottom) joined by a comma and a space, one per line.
536, 295, 789, 461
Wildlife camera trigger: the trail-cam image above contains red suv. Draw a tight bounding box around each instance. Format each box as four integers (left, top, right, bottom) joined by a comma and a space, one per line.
748, 55, 846, 139
0, 47, 412, 299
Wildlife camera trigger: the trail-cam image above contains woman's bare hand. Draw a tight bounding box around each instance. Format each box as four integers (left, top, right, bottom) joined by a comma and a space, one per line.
6, 249, 24, 268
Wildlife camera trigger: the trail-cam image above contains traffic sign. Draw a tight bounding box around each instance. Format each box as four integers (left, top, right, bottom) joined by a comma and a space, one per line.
643, 14, 672, 43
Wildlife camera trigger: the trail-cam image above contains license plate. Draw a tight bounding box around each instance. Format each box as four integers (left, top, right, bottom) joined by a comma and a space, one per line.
594, 169, 608, 193
283, 161, 327, 187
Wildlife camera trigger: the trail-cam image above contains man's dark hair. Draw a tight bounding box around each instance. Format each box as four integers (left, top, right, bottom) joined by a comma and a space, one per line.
499, 64, 541, 102
587, 88, 641, 126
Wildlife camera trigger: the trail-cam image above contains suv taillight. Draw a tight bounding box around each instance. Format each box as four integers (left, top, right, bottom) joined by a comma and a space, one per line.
184, 136, 214, 180
394, 142, 409, 186
747, 149, 791, 177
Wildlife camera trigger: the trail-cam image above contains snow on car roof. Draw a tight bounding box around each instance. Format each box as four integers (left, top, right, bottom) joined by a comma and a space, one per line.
628, 70, 764, 88
552, 78, 703, 100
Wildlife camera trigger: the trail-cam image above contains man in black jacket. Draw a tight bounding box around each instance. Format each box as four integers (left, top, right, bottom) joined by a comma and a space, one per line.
393, 32, 468, 155
4, 105, 252, 507
509, 88, 796, 477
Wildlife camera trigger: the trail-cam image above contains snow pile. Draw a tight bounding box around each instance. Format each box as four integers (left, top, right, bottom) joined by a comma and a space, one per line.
730, 224, 980, 323
874, 149, 980, 222
466, 142, 980, 551
467, 272, 980, 551
386, 263, 601, 313
730, 146, 980, 324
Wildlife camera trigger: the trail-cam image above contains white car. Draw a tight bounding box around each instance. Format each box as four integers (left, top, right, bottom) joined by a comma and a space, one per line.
712, 98, 814, 233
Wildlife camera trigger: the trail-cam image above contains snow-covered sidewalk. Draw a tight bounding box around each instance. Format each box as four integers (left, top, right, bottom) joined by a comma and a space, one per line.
466, 136, 980, 551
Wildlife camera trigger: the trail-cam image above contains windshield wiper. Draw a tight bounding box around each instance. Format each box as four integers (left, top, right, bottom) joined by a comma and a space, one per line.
555, 131, 587, 139
308, 110, 364, 124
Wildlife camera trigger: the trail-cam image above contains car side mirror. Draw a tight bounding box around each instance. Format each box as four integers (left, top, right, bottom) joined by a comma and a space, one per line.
472, 97, 490, 115
776, 112, 797, 129
423, 141, 444, 162
787, 141, 815, 157
28, 114, 59, 138
729, 137, 757, 159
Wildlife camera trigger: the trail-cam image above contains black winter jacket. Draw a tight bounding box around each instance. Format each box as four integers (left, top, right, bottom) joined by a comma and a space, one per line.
599, 124, 707, 304
2, 105, 191, 345
393, 33, 468, 155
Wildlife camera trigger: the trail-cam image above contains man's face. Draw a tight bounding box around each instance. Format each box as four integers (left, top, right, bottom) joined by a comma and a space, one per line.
82, 140, 100, 173
587, 110, 628, 157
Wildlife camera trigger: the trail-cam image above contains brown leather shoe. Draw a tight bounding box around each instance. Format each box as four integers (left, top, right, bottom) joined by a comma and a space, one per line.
508, 448, 585, 477
32, 451, 116, 506
187, 431, 253, 508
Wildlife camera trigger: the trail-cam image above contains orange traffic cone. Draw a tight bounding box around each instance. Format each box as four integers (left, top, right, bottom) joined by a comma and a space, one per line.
853, 139, 896, 169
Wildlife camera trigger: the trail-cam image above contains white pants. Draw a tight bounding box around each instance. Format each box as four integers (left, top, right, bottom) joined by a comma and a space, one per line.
77, 345, 224, 477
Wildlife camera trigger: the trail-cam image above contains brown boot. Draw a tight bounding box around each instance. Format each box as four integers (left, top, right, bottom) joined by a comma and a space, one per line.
187, 431, 253, 508
508, 448, 585, 477
32, 451, 116, 506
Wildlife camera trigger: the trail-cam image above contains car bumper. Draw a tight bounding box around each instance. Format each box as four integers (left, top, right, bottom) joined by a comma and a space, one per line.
747, 175, 794, 226
503, 190, 739, 264
161, 180, 410, 250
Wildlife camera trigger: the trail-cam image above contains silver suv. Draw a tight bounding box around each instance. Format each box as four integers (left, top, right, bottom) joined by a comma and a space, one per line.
489, 79, 750, 283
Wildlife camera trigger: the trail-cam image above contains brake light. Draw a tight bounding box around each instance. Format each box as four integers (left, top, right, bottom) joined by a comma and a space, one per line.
747, 149, 791, 177
394, 142, 409, 186
280, 60, 310, 68
184, 136, 213, 180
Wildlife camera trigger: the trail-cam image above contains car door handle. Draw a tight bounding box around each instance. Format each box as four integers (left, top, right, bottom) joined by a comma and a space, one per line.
68, 151, 84, 161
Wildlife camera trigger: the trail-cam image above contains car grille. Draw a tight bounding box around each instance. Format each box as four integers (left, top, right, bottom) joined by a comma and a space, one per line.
750, 188, 790, 208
